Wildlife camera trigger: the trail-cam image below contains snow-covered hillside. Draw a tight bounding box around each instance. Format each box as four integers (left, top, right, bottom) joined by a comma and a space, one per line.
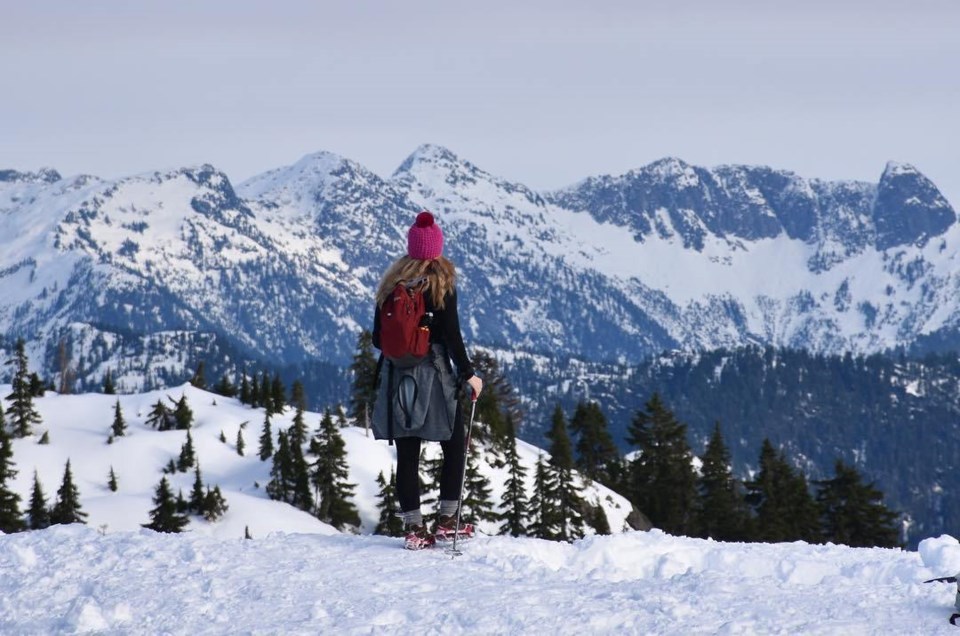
3, 384, 632, 538
3, 524, 960, 633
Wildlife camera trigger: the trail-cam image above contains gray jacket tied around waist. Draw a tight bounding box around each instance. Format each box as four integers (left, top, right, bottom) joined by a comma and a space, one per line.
372, 343, 459, 442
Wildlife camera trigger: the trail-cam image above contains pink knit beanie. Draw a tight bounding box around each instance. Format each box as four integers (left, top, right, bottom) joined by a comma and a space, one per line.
407, 211, 444, 260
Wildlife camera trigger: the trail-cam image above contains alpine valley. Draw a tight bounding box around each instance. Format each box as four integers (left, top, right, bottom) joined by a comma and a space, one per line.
2, 145, 959, 544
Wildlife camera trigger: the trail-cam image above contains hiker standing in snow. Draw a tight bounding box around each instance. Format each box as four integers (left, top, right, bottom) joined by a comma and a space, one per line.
371, 211, 483, 550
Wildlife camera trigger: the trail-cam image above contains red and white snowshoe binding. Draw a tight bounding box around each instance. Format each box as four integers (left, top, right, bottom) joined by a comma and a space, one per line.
403, 525, 436, 551
431, 515, 474, 542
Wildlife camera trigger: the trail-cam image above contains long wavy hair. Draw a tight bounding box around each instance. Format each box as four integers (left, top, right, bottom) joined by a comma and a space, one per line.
375, 256, 457, 310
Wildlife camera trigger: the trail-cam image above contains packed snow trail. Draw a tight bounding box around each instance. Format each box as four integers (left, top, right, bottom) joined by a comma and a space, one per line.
2, 526, 959, 635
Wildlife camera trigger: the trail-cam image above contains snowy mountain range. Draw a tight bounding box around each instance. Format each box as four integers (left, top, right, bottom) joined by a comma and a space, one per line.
1, 146, 958, 393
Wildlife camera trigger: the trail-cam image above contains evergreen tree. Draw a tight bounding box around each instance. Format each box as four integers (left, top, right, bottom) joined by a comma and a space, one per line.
694, 423, 751, 541
5, 338, 42, 438
239, 367, 251, 405
143, 476, 189, 533
816, 459, 900, 548
27, 471, 51, 530
250, 373, 261, 409
627, 393, 697, 536
271, 374, 286, 415
373, 469, 404, 537
569, 400, 619, 485
213, 373, 237, 398
190, 465, 206, 513
528, 452, 560, 540
498, 416, 529, 537
172, 395, 194, 430
308, 410, 359, 530
745, 439, 820, 543
28, 372, 46, 397
289, 382, 308, 449
176, 489, 189, 514
190, 361, 207, 390
236, 428, 245, 457
349, 330, 378, 433
178, 430, 196, 471
462, 442, 497, 524
202, 486, 229, 522
546, 404, 586, 540
111, 399, 127, 438
589, 504, 612, 535
50, 460, 87, 525
163, 458, 178, 474
107, 466, 118, 492
469, 348, 523, 451
288, 427, 314, 513
0, 426, 24, 533
102, 369, 116, 395
266, 430, 293, 503
258, 412, 274, 461
38, 431, 50, 445
146, 399, 174, 431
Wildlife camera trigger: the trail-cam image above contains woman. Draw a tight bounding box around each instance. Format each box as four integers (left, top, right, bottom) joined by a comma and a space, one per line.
372, 211, 483, 550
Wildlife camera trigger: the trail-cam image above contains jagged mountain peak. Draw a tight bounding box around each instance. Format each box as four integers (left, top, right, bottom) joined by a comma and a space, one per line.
0, 167, 63, 185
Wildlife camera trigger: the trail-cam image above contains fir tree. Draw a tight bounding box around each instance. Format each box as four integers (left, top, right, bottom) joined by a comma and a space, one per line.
239, 367, 251, 405
569, 400, 619, 485
172, 395, 194, 430
349, 330, 378, 433
498, 416, 529, 537
236, 428, 245, 457
373, 469, 404, 537
213, 373, 237, 398
627, 393, 697, 536
250, 373, 261, 409
745, 439, 820, 543
816, 459, 900, 548
111, 399, 127, 438
589, 504, 611, 535
219, 430, 227, 443
50, 460, 87, 525
308, 409, 359, 530
146, 399, 174, 430
528, 452, 560, 540
469, 349, 523, 452
202, 486, 229, 522
178, 430, 197, 471
266, 430, 293, 503
38, 431, 50, 444
175, 489, 189, 514
0, 426, 25, 533
5, 338, 42, 438
289, 382, 308, 449
462, 441, 497, 524
271, 373, 286, 415
258, 412, 274, 461
102, 369, 116, 395
694, 423, 750, 541
546, 404, 586, 540
143, 476, 189, 533
163, 458, 177, 474
288, 428, 313, 512
29, 372, 46, 397
27, 471, 50, 530
190, 465, 206, 513
190, 361, 207, 390
107, 466, 118, 492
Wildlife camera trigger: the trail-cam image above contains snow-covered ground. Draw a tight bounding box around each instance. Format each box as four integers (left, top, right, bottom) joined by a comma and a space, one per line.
2, 526, 960, 634
3, 384, 960, 633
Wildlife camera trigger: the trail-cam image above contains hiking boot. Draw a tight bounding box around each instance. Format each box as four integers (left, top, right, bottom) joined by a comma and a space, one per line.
403, 524, 435, 551
432, 514, 474, 541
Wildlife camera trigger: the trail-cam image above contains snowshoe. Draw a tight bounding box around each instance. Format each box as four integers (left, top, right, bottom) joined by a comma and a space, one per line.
431, 514, 474, 542
403, 524, 436, 551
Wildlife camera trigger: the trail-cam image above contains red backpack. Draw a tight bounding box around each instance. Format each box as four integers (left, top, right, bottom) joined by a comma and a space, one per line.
379, 281, 432, 366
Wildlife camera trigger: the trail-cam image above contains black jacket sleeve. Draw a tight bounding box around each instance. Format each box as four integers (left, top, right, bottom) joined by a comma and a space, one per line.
435, 288, 474, 382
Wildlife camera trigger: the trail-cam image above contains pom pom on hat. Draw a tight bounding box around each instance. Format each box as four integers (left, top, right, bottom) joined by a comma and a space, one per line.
407, 210, 444, 260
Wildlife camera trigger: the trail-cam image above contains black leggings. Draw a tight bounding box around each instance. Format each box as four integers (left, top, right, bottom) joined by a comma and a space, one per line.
395, 402, 465, 513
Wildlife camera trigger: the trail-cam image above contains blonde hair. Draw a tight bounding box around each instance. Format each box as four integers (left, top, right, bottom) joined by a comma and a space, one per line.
375, 256, 457, 309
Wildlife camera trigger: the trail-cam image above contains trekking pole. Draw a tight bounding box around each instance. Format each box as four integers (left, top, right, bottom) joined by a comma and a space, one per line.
447, 388, 478, 557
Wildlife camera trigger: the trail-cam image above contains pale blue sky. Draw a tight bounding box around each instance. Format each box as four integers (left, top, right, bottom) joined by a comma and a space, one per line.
3, 0, 958, 205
